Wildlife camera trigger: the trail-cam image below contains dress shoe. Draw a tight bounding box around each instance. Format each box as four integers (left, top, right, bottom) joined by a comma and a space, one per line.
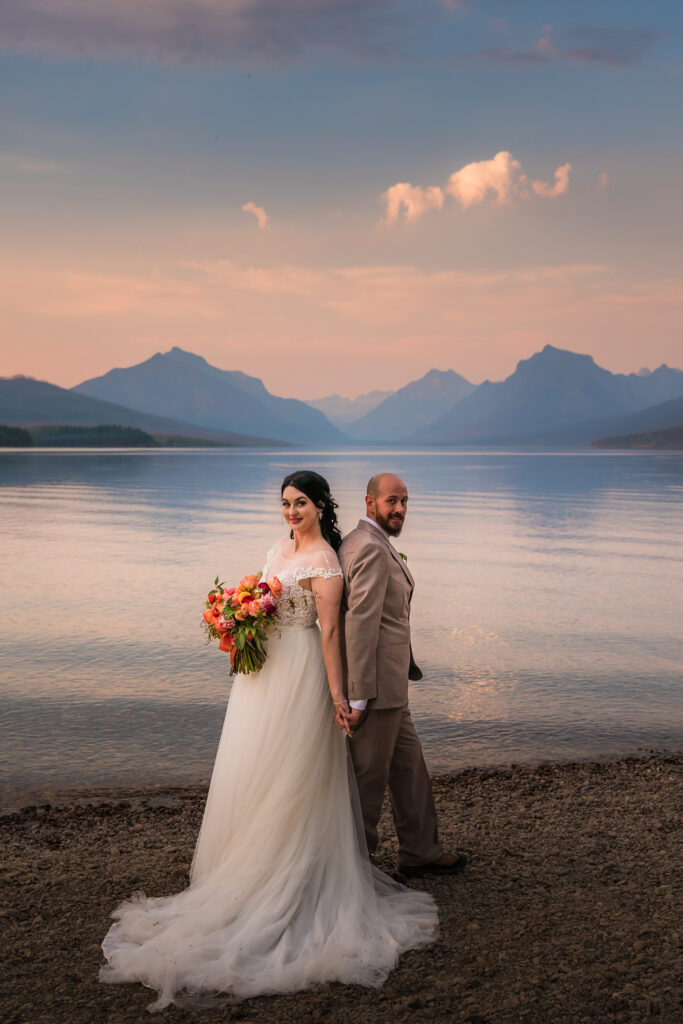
400, 852, 467, 878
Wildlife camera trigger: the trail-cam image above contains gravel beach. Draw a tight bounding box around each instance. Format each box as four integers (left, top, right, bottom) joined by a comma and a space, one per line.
1, 754, 680, 1024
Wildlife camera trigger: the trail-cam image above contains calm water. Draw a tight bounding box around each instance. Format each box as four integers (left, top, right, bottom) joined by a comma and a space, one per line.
1, 448, 682, 807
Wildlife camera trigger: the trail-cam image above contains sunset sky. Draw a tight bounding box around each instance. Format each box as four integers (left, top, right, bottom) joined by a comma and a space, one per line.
1, 0, 682, 398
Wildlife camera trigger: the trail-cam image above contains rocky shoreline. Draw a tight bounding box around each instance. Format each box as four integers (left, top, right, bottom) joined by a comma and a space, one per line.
1, 754, 681, 1024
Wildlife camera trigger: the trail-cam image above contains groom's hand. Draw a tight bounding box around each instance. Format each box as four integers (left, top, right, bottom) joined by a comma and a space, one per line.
345, 708, 366, 733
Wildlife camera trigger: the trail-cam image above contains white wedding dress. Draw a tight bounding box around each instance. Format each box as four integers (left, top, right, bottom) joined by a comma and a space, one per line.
100, 539, 438, 1012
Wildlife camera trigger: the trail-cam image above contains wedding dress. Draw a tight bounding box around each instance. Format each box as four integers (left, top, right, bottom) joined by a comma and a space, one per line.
100, 539, 438, 1012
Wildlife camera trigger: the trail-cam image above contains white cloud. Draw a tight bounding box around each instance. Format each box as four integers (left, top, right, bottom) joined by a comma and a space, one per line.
382, 183, 444, 225
383, 150, 571, 223
447, 150, 522, 208
242, 201, 269, 230
532, 162, 571, 197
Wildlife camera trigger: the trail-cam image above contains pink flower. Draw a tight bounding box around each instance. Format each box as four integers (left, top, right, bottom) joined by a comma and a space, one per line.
215, 616, 230, 632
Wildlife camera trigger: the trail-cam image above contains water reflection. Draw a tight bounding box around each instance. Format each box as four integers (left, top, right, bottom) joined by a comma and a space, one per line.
1, 448, 682, 802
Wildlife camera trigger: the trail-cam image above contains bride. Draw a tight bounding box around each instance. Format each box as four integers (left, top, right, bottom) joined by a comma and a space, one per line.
99, 469, 438, 1012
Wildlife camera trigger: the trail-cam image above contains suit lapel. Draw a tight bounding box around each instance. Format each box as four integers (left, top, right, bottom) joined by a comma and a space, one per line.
388, 542, 414, 589
356, 519, 414, 589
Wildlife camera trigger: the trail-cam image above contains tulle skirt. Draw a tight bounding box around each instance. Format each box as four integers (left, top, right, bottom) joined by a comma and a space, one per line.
99, 626, 438, 1011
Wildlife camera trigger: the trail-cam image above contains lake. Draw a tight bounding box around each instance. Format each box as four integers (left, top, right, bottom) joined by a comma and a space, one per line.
1, 447, 682, 809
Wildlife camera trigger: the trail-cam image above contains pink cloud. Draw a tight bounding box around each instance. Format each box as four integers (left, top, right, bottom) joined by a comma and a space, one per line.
0, 150, 64, 173
3, 253, 682, 395
531, 162, 571, 197
382, 183, 444, 225
383, 150, 571, 223
447, 150, 522, 208
0, 0, 420, 67
241, 201, 269, 230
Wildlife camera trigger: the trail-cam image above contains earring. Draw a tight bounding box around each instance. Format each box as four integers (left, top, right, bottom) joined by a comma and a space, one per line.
319, 511, 323, 520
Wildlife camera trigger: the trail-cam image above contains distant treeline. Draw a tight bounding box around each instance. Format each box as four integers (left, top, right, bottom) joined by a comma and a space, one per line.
0, 422, 225, 447
0, 424, 33, 446
592, 426, 683, 450
29, 424, 157, 446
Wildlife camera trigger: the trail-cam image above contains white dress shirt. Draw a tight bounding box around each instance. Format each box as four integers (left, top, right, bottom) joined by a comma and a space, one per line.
348, 517, 393, 712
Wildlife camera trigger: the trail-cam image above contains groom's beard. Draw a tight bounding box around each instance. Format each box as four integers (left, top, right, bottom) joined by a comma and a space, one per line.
376, 510, 405, 536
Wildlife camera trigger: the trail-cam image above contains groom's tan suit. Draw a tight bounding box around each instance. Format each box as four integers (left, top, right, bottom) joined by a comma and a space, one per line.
339, 519, 442, 868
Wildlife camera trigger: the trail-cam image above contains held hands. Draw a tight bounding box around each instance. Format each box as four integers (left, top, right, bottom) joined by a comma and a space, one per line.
333, 700, 353, 736
333, 701, 365, 736
345, 707, 365, 732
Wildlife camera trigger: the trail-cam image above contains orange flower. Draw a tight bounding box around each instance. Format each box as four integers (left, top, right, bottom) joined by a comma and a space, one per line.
202, 609, 214, 624
239, 574, 259, 589
211, 601, 225, 616
246, 601, 261, 617
267, 576, 282, 596
234, 607, 247, 621
218, 632, 234, 653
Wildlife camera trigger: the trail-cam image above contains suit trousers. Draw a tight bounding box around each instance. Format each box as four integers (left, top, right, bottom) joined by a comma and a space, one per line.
348, 705, 443, 868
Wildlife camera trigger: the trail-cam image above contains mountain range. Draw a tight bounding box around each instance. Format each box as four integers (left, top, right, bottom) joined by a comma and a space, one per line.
2, 344, 682, 448
345, 369, 475, 442
412, 346, 683, 445
307, 390, 392, 427
0, 377, 277, 446
74, 347, 344, 445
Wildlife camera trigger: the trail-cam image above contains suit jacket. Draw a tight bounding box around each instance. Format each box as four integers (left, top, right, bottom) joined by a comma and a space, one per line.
339, 519, 422, 710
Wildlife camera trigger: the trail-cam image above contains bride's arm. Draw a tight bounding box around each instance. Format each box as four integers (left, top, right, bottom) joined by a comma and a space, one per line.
310, 574, 350, 734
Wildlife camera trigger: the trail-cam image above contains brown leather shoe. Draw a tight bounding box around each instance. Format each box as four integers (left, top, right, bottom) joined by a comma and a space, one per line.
400, 852, 468, 877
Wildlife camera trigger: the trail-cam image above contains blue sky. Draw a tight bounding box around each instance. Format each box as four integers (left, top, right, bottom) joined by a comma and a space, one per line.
1, 0, 681, 396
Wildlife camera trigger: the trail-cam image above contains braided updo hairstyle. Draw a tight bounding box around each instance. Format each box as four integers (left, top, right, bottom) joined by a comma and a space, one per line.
280, 470, 342, 552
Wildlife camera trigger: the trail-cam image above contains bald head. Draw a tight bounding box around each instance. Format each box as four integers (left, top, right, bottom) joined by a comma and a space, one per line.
367, 472, 406, 498
365, 473, 409, 536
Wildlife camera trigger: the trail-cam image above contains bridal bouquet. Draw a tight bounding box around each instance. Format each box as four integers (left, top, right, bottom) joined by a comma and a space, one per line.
202, 573, 282, 675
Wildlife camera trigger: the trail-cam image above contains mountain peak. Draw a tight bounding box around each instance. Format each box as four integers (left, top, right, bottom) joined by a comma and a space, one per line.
164, 346, 210, 366
73, 348, 345, 443
538, 344, 595, 363
515, 345, 599, 377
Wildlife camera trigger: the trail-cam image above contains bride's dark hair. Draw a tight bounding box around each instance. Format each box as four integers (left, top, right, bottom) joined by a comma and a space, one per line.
281, 470, 342, 552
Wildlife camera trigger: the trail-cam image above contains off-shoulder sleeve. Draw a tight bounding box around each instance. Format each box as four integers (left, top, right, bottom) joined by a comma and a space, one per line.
293, 548, 343, 581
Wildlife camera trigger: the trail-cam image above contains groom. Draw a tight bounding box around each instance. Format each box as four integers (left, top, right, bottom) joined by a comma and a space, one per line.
338, 473, 466, 877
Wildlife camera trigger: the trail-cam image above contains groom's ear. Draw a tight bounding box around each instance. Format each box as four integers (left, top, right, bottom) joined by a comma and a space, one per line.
364, 493, 374, 515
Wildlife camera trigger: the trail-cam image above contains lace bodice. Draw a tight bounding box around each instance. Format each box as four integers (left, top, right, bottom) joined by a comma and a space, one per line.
262, 538, 343, 631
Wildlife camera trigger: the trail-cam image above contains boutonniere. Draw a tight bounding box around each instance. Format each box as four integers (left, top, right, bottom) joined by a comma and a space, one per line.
399, 552, 408, 563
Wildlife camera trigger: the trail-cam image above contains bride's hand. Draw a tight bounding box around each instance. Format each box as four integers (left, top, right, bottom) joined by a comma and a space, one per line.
333, 701, 352, 736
